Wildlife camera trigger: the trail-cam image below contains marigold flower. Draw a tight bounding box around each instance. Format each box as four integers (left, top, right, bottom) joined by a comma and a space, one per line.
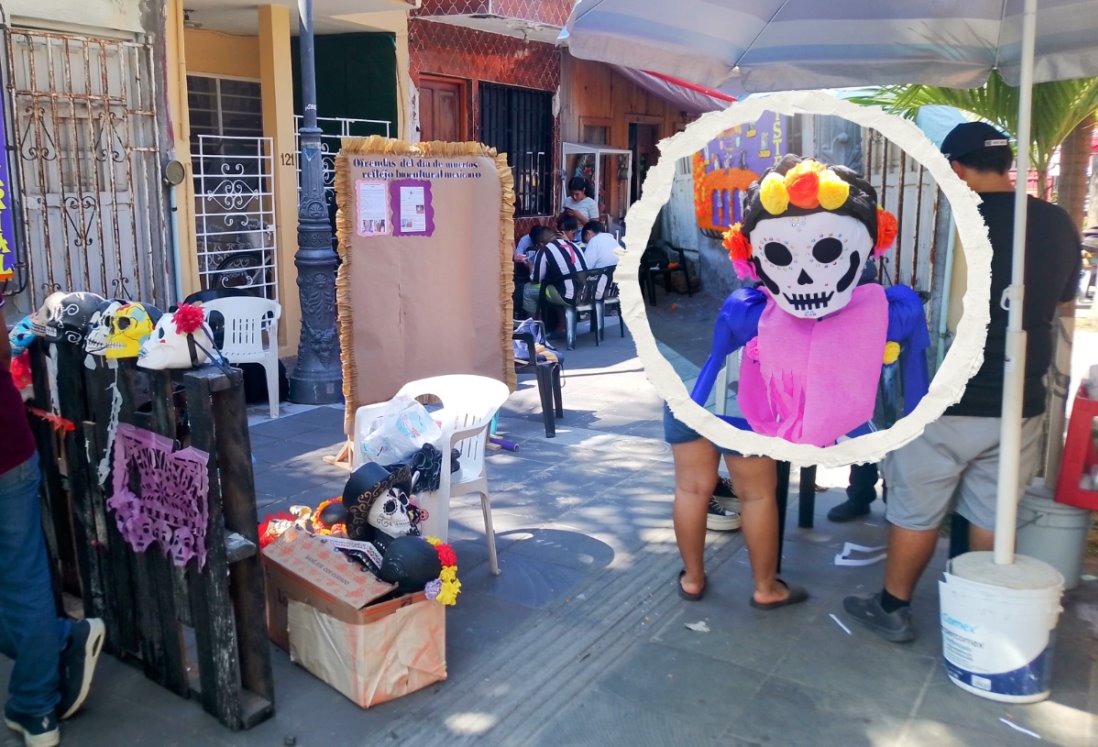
785, 169, 820, 209
436, 543, 457, 567
876, 207, 898, 255
759, 172, 789, 215
173, 303, 205, 335
817, 173, 850, 210
883, 342, 901, 365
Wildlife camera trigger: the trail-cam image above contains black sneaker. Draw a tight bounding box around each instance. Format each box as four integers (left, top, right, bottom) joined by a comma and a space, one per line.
842, 592, 915, 643
57, 618, 105, 720
827, 499, 871, 523
706, 497, 741, 531
4, 711, 59, 747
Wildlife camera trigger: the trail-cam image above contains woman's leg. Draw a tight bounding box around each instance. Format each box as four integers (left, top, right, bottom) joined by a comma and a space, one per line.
671, 439, 720, 596
724, 455, 789, 605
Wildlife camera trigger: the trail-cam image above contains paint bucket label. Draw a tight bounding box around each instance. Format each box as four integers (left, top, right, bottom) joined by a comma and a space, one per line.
939, 573, 1061, 702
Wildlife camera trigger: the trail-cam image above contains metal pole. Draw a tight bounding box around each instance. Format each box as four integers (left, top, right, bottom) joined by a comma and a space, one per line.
289, 0, 342, 404
992, 0, 1038, 565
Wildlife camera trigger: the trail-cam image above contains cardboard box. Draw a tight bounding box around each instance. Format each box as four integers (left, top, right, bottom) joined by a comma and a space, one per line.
263, 529, 447, 708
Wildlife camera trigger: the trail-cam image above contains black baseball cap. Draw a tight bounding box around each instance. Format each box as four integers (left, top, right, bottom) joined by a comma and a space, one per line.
940, 122, 1011, 161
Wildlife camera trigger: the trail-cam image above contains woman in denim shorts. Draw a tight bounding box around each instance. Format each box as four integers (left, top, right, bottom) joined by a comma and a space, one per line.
664, 405, 807, 608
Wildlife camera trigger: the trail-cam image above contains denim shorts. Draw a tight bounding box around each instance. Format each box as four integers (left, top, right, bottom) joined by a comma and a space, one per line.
662, 404, 742, 456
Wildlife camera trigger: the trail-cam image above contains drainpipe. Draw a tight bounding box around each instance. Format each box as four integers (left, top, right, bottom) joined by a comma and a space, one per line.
162, 159, 187, 302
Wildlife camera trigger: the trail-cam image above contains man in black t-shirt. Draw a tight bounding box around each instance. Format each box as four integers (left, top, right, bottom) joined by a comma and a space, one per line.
844, 122, 1081, 643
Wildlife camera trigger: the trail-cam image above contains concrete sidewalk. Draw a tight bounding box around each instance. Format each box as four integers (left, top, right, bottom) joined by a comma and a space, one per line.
4, 307, 1097, 746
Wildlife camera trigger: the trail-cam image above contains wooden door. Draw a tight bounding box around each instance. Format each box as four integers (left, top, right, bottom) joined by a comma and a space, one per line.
420, 77, 467, 142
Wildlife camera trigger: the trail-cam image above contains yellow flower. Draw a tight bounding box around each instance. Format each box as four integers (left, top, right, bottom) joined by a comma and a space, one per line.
759, 172, 789, 215
437, 578, 461, 606
883, 341, 901, 365
439, 566, 457, 583
817, 173, 850, 210
425, 536, 441, 546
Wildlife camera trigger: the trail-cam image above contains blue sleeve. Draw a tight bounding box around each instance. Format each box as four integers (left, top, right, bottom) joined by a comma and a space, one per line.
885, 285, 931, 414
690, 288, 765, 405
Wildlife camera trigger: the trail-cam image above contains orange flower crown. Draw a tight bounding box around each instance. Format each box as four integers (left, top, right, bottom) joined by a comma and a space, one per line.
722, 158, 897, 281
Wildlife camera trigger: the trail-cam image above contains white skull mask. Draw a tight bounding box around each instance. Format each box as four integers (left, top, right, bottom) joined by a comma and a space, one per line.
137, 311, 213, 370
366, 485, 412, 539
31, 291, 68, 338
749, 212, 873, 319
84, 300, 125, 356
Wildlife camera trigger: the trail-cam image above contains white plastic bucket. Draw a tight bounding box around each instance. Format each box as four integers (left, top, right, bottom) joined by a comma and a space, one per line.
939, 552, 1064, 703
1016, 489, 1091, 590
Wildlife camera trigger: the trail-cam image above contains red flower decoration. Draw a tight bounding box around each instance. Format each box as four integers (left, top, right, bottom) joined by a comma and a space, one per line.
435, 543, 457, 567
786, 171, 820, 209
173, 302, 205, 335
722, 223, 752, 262
876, 207, 898, 256
10, 352, 32, 391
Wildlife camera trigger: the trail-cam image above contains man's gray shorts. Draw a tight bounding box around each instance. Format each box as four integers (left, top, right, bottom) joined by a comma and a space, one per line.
883, 415, 1042, 532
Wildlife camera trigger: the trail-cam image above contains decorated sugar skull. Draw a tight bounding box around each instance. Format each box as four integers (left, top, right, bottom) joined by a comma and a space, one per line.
342, 462, 417, 550
43, 292, 105, 347
84, 299, 127, 356
30, 291, 68, 338
105, 302, 161, 359
137, 303, 216, 370
724, 156, 896, 320
8, 315, 38, 357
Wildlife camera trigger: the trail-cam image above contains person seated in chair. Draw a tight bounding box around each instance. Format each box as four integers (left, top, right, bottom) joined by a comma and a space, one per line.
581, 221, 620, 272
531, 214, 588, 334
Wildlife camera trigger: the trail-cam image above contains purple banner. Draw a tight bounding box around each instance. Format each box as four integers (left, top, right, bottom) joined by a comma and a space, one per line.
0, 97, 15, 280
389, 178, 435, 238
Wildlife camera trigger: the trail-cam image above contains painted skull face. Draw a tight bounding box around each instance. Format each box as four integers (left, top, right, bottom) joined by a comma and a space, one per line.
45, 292, 104, 347
8, 315, 38, 357
31, 291, 68, 338
84, 300, 126, 356
749, 212, 873, 319
137, 311, 213, 370
367, 484, 412, 539
105, 303, 159, 359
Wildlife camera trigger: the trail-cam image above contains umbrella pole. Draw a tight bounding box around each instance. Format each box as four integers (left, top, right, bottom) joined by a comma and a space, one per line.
993, 0, 1039, 566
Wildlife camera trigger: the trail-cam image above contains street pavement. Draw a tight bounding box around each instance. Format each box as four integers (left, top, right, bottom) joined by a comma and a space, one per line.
3, 296, 1097, 746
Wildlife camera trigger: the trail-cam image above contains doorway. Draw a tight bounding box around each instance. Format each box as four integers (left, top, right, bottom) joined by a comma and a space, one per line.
419, 76, 468, 142
629, 122, 660, 203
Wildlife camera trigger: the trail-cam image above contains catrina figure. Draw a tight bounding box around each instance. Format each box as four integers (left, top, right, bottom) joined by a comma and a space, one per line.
691, 155, 930, 447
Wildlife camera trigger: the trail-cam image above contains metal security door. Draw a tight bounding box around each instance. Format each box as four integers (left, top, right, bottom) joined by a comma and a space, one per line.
5, 29, 169, 314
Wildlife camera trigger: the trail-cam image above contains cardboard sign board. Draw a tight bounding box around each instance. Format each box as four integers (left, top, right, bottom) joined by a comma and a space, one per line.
335, 138, 517, 431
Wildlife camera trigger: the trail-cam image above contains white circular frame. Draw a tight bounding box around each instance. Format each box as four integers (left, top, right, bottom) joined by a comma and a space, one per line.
621, 91, 992, 467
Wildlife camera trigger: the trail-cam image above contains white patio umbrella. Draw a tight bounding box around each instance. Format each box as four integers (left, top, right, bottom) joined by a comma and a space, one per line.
564, 0, 1098, 566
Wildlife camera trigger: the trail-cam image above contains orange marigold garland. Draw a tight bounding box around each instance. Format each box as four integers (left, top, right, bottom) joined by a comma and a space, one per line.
311, 497, 346, 536
875, 207, 898, 257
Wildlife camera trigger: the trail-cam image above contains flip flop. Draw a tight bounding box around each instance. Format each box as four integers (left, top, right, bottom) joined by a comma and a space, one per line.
678, 570, 706, 601
750, 578, 808, 610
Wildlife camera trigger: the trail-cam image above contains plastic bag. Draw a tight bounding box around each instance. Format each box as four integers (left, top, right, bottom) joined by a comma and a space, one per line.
359, 395, 443, 463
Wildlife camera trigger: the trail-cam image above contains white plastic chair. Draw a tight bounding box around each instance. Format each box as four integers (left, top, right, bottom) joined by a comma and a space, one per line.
402, 374, 511, 574
202, 297, 282, 418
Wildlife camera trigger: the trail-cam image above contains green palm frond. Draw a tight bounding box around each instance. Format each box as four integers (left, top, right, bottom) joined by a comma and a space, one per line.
851, 71, 1098, 176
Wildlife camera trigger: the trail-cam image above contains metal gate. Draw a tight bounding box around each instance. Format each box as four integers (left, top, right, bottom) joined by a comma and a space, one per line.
4, 28, 169, 316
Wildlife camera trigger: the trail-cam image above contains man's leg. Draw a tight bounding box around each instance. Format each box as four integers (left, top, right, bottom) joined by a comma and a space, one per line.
827, 462, 879, 523
671, 439, 720, 598
883, 526, 941, 600
0, 453, 65, 732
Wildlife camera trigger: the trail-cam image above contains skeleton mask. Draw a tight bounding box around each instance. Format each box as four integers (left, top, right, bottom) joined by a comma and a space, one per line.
136, 310, 214, 370
44, 292, 104, 347
84, 300, 126, 356
31, 291, 68, 339
105, 303, 160, 359
367, 483, 413, 540
749, 212, 873, 319
8, 315, 38, 357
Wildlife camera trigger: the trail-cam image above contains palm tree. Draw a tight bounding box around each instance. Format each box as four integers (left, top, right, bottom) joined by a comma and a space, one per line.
852, 71, 1098, 223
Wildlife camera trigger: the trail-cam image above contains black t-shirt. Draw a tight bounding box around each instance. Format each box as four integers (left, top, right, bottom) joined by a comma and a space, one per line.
947, 193, 1081, 418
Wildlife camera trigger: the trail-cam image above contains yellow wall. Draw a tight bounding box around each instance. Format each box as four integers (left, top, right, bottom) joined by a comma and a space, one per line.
183, 28, 261, 80
165, 0, 198, 301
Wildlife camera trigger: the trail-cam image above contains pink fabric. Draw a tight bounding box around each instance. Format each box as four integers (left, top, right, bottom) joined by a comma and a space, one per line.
738, 285, 888, 446
107, 423, 211, 568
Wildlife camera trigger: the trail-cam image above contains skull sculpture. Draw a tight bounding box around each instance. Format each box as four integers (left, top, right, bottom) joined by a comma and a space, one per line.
342, 461, 416, 549
84, 299, 126, 356
137, 304, 216, 370
44, 292, 104, 347
30, 291, 68, 338
749, 212, 873, 319
105, 303, 161, 359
